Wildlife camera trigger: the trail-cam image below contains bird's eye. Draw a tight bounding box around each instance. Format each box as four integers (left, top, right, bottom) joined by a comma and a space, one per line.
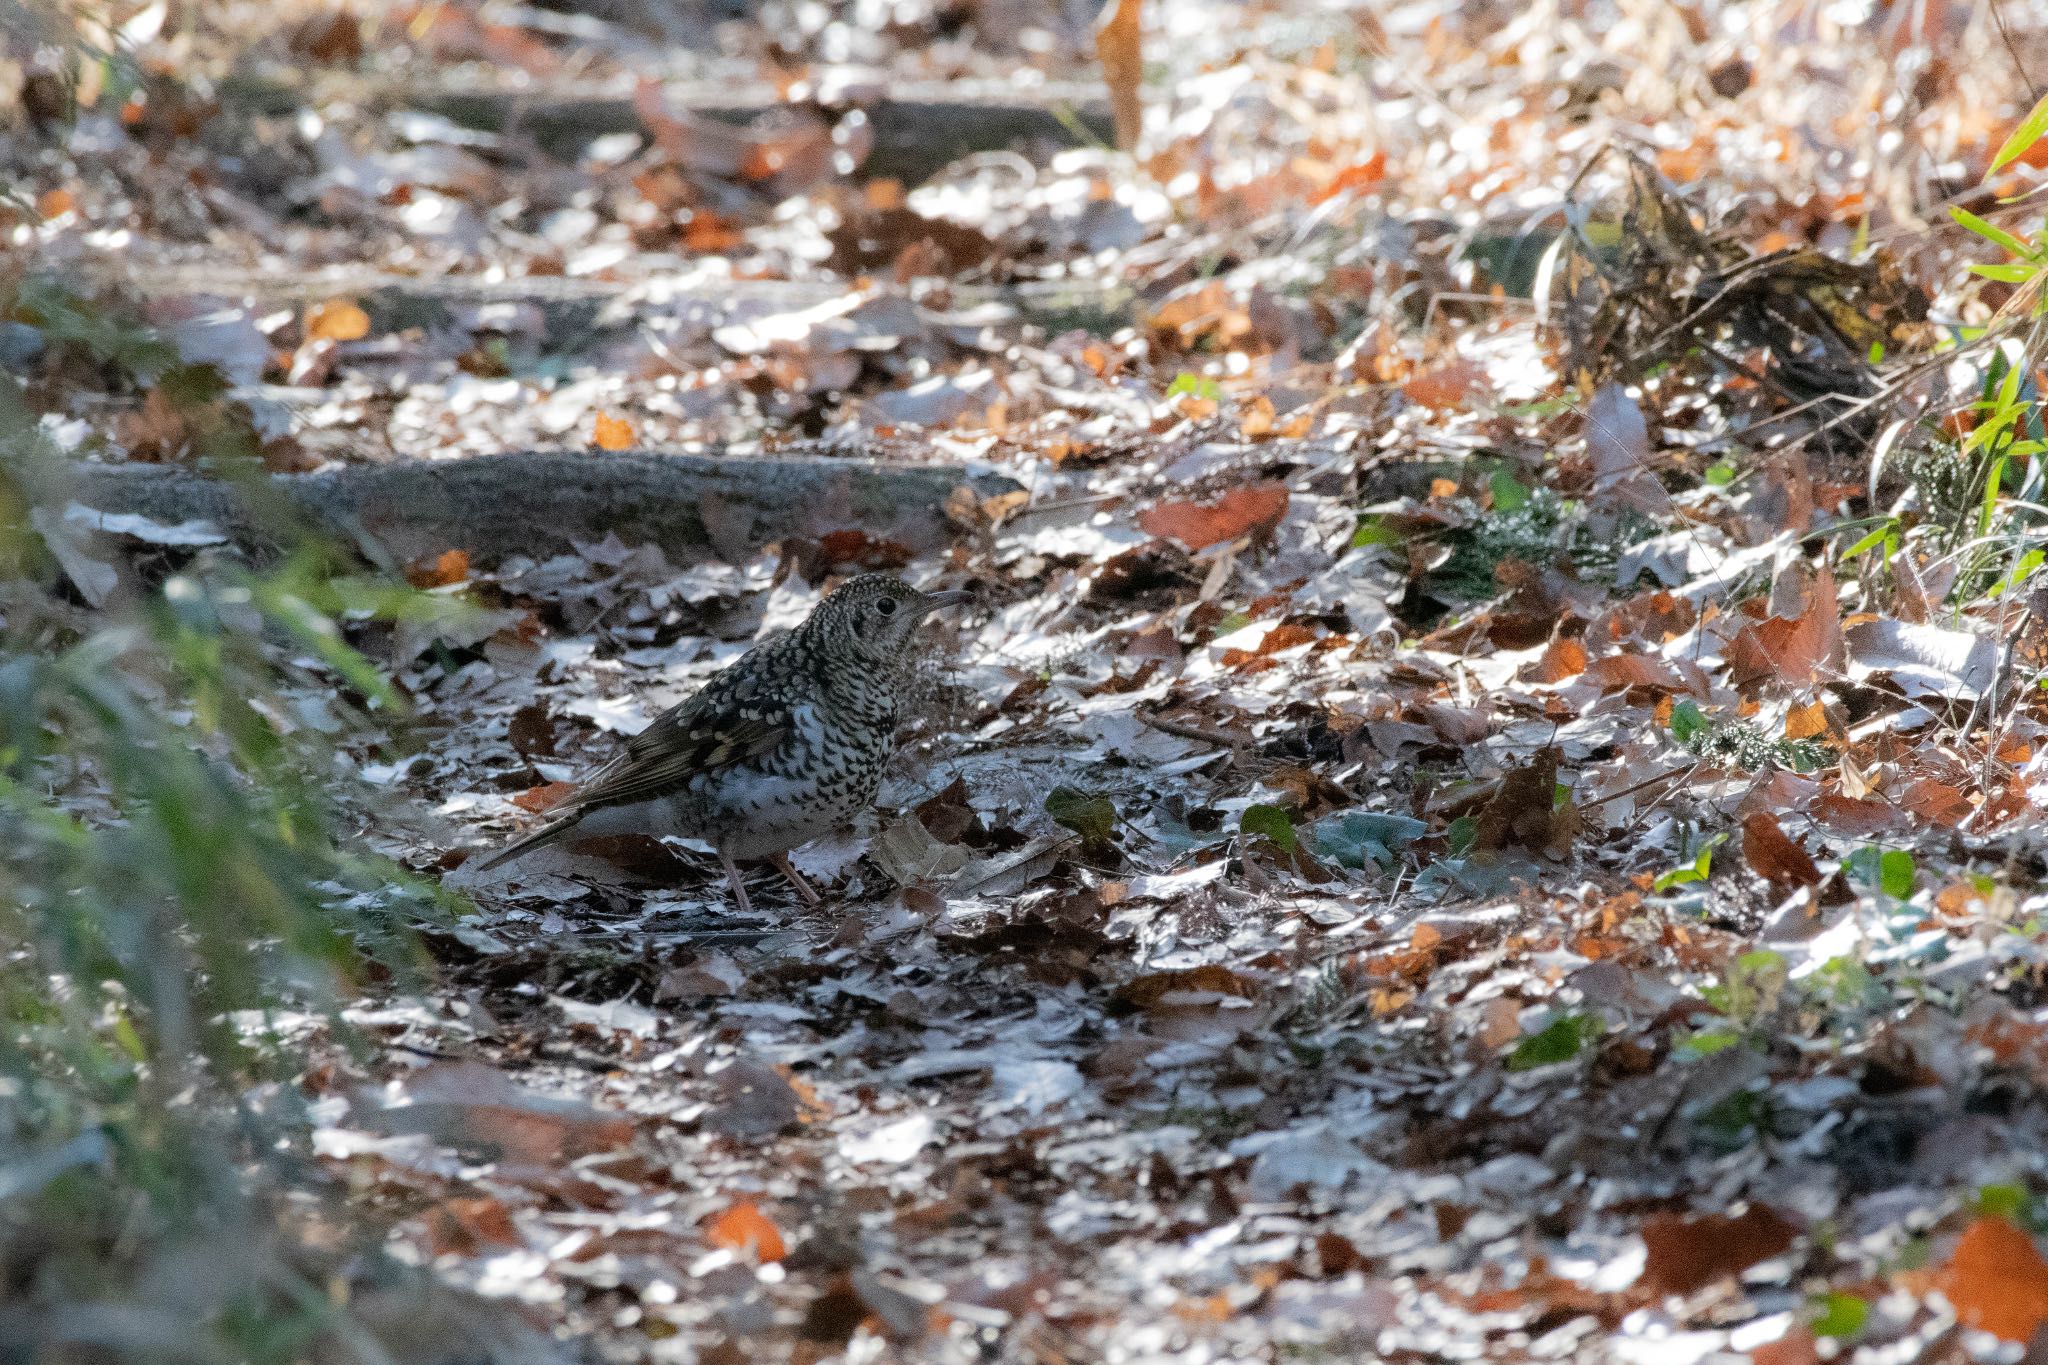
875, 598, 899, 617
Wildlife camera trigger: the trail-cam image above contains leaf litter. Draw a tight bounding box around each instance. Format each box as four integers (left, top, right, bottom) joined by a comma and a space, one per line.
18, 0, 2048, 1358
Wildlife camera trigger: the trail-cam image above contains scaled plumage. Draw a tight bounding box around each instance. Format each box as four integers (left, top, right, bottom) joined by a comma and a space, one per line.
475, 574, 964, 910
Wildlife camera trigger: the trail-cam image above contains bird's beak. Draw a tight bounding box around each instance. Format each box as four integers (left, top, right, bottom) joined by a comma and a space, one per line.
920, 588, 970, 613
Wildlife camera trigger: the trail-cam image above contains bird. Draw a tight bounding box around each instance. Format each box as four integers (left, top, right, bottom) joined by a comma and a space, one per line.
473, 573, 966, 912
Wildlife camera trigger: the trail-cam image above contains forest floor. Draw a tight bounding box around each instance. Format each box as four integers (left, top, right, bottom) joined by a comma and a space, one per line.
19, 0, 2048, 1360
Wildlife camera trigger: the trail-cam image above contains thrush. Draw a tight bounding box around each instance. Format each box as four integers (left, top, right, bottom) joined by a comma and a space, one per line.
475, 574, 965, 911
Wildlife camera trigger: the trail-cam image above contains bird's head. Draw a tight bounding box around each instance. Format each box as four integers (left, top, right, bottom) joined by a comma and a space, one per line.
807, 574, 966, 670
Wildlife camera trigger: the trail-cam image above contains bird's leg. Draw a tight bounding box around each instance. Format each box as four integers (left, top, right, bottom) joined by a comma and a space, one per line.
717, 847, 753, 915
769, 852, 821, 906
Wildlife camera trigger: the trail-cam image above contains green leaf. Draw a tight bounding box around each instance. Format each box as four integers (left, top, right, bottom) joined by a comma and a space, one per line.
1677, 1026, 1741, 1058
1989, 89, 2048, 177
1841, 521, 1898, 561
1969, 262, 2037, 283
1045, 787, 1117, 855
1506, 1012, 1602, 1071
1350, 516, 1402, 549
1165, 372, 1223, 402
1670, 700, 1707, 745
1880, 849, 1916, 898
1654, 833, 1724, 892
1212, 611, 1251, 636
1239, 803, 1297, 855
1975, 1182, 2031, 1222
1703, 462, 1737, 487
1847, 846, 1917, 899
1811, 1293, 1869, 1340
1980, 453, 2007, 539
1951, 206, 2034, 258
1489, 470, 1529, 511
1988, 548, 2045, 599
1445, 815, 1477, 856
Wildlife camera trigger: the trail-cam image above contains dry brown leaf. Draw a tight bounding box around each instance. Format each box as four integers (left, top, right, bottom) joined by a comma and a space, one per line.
1401, 357, 1484, 412
1115, 965, 1259, 1010
1472, 748, 1577, 861
423, 1196, 521, 1258
512, 781, 576, 813
1096, 0, 1144, 150
1639, 1204, 1797, 1297
1138, 484, 1288, 550
1742, 812, 1820, 890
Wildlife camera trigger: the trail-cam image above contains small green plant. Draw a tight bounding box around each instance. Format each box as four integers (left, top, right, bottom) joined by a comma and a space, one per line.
1701, 949, 1788, 1025
1239, 803, 1298, 854
1654, 831, 1726, 892
1165, 371, 1224, 403
1506, 1011, 1603, 1070
1810, 1292, 1870, 1340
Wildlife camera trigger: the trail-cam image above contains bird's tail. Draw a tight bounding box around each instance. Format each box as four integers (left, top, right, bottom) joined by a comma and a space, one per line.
470, 810, 581, 873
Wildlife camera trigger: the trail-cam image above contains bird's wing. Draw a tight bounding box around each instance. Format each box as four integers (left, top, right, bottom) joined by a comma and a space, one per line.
565, 653, 796, 813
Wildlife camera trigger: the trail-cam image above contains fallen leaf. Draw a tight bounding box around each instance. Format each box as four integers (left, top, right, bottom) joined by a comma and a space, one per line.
406, 548, 470, 588
1585, 381, 1672, 515
306, 297, 371, 343
1401, 357, 1484, 412
512, 781, 576, 813
705, 1201, 786, 1263
1742, 812, 1820, 890
1096, 0, 1144, 150
1639, 1204, 1797, 1297
1846, 619, 2000, 701
1933, 1217, 2048, 1342
1115, 965, 1259, 1010
592, 411, 634, 451
1138, 484, 1288, 550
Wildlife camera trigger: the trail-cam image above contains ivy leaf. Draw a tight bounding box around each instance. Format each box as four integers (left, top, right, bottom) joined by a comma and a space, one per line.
1239, 804, 1297, 855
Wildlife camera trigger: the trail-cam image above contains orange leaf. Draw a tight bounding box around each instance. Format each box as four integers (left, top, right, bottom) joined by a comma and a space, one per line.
35, 187, 74, 220
1935, 1217, 2048, 1341
1784, 700, 1829, 740
1137, 483, 1288, 550
306, 298, 371, 343
513, 781, 576, 813
1526, 637, 1589, 683
592, 411, 634, 451
705, 1200, 786, 1262
1095, 0, 1144, 150
406, 548, 471, 588
1401, 357, 1484, 412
